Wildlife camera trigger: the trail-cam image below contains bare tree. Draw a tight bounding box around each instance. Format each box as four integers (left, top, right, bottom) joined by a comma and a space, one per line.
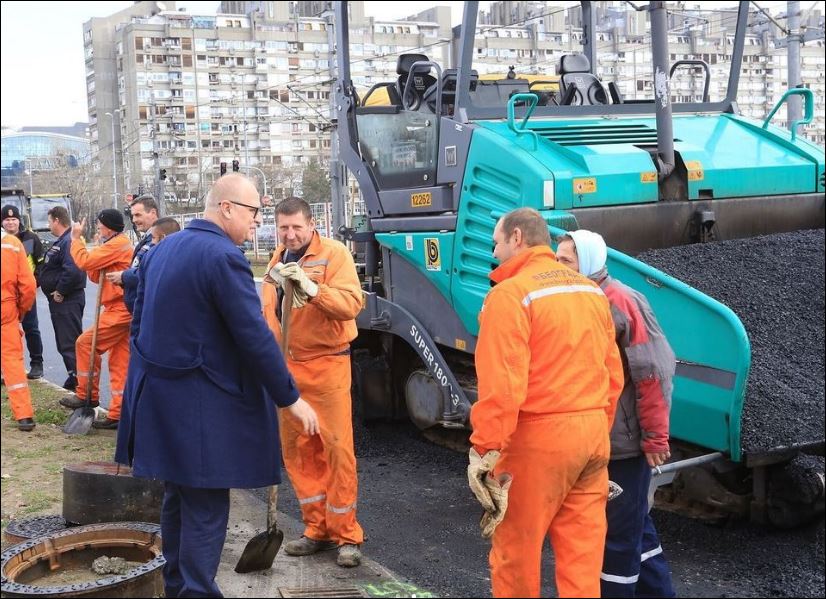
260, 161, 304, 200
10, 157, 108, 233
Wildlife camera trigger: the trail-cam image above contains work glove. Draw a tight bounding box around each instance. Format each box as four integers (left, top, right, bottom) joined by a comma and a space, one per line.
275, 262, 319, 298
266, 262, 287, 288
479, 472, 513, 539
608, 480, 623, 501
467, 448, 501, 513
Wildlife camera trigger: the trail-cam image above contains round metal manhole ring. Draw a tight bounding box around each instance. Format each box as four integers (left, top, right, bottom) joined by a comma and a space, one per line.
1, 521, 164, 598
4, 515, 69, 545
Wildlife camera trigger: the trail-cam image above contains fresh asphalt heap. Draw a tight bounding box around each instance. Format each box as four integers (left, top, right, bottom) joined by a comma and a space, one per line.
639, 229, 825, 453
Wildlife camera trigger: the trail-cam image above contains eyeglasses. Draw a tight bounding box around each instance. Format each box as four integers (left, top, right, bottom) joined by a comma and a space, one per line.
225, 200, 260, 219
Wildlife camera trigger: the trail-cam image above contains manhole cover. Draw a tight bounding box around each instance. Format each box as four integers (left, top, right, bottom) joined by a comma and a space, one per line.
280, 587, 367, 598
4, 515, 68, 544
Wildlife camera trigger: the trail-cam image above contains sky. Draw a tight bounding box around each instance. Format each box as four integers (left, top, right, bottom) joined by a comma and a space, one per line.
0, 1, 798, 130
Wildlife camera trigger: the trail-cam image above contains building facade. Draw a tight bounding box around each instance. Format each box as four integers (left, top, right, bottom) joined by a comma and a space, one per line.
1, 128, 91, 189
83, 1, 824, 207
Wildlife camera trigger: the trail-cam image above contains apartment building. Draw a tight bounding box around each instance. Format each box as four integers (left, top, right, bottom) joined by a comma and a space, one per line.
84, 1, 823, 205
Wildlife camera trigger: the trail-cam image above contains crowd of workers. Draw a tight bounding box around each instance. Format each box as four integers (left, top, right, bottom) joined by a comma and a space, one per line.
1, 173, 677, 598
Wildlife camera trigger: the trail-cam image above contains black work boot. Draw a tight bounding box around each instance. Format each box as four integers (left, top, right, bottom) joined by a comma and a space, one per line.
17, 418, 36, 432
92, 417, 119, 430
27, 362, 44, 379
59, 394, 99, 410
62, 374, 78, 391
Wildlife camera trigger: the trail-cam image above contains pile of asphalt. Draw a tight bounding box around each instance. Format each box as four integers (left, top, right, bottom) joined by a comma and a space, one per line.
638, 230, 825, 453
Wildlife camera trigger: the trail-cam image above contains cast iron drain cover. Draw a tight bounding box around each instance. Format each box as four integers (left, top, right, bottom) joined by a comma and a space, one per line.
280, 587, 367, 598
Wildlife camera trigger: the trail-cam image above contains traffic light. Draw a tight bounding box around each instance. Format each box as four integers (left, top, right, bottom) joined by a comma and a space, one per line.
159, 169, 167, 180
220, 162, 227, 176
232, 159, 240, 172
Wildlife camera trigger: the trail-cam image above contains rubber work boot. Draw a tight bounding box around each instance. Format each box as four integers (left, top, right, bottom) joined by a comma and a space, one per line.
27, 362, 43, 380
283, 536, 337, 556
59, 395, 99, 410
17, 418, 36, 432
92, 417, 119, 430
337, 544, 362, 568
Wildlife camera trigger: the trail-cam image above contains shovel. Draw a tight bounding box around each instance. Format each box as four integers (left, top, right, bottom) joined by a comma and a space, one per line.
235, 279, 295, 573
64, 269, 106, 435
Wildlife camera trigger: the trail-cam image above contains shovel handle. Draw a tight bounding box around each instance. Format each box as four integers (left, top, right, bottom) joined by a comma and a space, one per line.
266, 485, 279, 532
280, 279, 294, 354
85, 269, 107, 402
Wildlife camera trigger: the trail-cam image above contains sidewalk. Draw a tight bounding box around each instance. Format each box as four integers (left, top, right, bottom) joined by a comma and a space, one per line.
218, 490, 435, 598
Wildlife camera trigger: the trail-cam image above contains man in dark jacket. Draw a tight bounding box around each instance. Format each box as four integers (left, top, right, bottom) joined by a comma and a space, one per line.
105, 194, 158, 314
557, 230, 676, 599
2, 204, 44, 379
115, 173, 319, 598
38, 206, 86, 391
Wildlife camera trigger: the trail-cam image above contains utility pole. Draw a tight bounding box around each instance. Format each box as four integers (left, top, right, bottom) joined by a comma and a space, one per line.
787, 1, 801, 130
240, 77, 250, 168
106, 110, 119, 209
324, 9, 347, 234
149, 97, 165, 216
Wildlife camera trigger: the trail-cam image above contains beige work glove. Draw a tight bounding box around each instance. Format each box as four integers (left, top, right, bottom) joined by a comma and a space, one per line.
265, 262, 287, 288
479, 472, 513, 539
467, 448, 501, 513
276, 262, 319, 298
608, 480, 623, 501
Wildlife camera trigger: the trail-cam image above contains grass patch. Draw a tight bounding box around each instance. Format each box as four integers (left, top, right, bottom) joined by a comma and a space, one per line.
20, 490, 57, 515
2, 380, 118, 538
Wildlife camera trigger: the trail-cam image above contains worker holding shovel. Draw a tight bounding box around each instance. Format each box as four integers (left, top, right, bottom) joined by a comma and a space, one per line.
262, 196, 365, 568
60, 209, 133, 430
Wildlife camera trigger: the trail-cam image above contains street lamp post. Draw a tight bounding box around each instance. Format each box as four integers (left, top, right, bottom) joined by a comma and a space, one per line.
105, 110, 120, 209
242, 165, 268, 198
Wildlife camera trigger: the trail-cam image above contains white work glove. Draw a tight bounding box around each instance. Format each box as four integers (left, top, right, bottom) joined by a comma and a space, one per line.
608, 480, 623, 501
275, 262, 318, 298
479, 472, 513, 539
467, 448, 501, 513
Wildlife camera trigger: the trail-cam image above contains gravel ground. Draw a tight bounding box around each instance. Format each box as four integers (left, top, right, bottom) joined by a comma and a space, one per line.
638, 230, 825, 453
274, 418, 825, 598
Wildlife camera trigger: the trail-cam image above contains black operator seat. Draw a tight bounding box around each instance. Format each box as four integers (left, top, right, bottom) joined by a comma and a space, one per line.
558, 54, 609, 106
395, 53, 437, 111
422, 68, 479, 115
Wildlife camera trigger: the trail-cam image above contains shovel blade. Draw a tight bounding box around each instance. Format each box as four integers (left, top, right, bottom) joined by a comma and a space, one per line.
234, 527, 284, 573
63, 407, 95, 435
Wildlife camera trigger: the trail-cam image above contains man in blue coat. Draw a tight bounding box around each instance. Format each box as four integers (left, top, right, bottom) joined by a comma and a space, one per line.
115, 174, 319, 598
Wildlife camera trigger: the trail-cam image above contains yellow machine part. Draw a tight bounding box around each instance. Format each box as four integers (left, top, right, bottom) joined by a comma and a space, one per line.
362, 73, 559, 107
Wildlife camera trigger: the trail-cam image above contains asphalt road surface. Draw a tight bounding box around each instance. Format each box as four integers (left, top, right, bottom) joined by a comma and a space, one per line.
273, 419, 825, 598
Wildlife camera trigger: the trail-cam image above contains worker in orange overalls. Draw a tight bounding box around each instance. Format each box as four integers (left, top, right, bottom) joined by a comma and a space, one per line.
261, 197, 364, 568
59, 209, 133, 430
1, 228, 38, 431
469, 208, 624, 598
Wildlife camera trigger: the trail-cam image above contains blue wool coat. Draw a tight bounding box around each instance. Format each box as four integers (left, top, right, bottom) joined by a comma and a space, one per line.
114, 219, 299, 489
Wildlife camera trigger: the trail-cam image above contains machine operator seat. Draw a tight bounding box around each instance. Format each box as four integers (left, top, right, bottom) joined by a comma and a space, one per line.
422, 68, 479, 115
395, 53, 437, 111
558, 54, 609, 106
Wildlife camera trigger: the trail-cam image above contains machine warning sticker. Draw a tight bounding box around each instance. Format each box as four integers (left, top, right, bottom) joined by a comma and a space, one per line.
686, 161, 704, 181
425, 238, 441, 271
641, 172, 657, 183
573, 178, 597, 194
412, 192, 432, 208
